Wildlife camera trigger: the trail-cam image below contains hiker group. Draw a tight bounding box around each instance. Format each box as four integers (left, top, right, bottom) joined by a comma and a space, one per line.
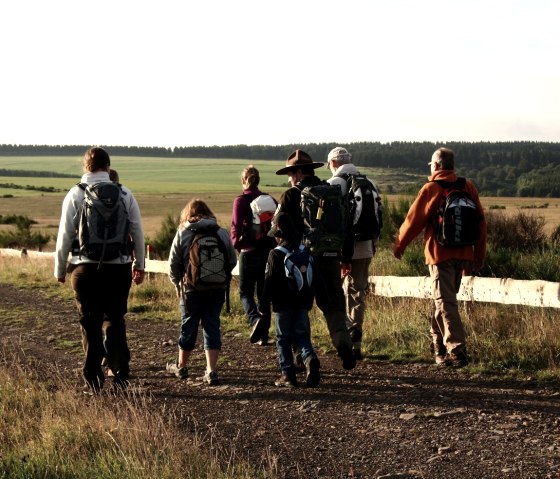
54, 145, 487, 392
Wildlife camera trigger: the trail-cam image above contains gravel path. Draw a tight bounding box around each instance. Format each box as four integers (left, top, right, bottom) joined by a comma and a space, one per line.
1, 283, 559, 479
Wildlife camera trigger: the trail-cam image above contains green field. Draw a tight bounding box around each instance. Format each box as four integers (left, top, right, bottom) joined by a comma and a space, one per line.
0, 156, 405, 239
1, 155, 559, 243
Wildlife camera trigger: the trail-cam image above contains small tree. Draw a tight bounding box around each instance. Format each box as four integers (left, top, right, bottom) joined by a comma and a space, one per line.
0, 215, 50, 251
147, 213, 179, 260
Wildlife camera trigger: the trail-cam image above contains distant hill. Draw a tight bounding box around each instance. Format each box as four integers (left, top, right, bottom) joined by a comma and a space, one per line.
2, 141, 559, 196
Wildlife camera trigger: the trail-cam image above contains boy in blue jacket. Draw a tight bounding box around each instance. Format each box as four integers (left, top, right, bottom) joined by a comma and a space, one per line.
258, 213, 320, 387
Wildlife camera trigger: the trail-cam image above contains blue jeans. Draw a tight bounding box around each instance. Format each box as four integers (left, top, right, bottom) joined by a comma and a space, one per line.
275, 309, 316, 374
178, 289, 224, 351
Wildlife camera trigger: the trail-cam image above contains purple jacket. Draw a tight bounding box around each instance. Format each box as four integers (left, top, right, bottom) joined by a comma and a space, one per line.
231, 188, 276, 251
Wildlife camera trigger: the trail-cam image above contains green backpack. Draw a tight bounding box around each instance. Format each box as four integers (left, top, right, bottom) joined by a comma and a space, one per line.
299, 183, 347, 257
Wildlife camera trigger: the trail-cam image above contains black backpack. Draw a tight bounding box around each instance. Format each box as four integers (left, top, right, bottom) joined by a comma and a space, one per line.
185, 226, 230, 290
432, 177, 480, 247
275, 244, 313, 293
77, 182, 130, 266
340, 173, 383, 241
299, 183, 347, 257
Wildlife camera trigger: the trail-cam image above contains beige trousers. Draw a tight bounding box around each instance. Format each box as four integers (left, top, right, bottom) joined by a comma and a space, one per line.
344, 257, 372, 337
428, 260, 470, 356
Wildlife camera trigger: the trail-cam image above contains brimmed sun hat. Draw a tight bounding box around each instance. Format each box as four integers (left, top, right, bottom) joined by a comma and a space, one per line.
275, 149, 324, 175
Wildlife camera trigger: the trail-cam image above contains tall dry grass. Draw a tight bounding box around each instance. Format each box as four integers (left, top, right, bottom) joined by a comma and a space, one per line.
0, 346, 269, 479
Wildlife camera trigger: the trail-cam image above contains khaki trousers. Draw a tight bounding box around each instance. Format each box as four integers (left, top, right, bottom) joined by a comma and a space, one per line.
428, 260, 470, 356
343, 257, 372, 337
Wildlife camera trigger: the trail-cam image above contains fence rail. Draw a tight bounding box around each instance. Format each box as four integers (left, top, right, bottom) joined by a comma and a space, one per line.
2, 248, 559, 309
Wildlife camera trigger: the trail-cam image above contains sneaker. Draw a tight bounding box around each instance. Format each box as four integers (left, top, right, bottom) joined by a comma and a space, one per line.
337, 344, 357, 370
166, 362, 188, 379
274, 372, 298, 388
250, 317, 267, 344
257, 336, 271, 346
304, 356, 321, 387
447, 351, 469, 368
353, 348, 363, 361
203, 370, 219, 385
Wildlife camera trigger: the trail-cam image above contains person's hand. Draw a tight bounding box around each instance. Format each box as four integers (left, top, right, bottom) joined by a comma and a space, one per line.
57, 277, 66, 284
393, 245, 404, 260
341, 263, 352, 278
132, 268, 145, 285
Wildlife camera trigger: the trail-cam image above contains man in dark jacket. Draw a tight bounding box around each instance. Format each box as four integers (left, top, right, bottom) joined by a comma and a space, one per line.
273, 149, 356, 370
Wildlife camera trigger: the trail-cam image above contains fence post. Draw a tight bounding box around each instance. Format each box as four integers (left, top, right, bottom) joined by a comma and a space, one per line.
146, 244, 154, 281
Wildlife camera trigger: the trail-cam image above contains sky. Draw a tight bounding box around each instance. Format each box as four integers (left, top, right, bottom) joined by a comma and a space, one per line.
0, 0, 558, 148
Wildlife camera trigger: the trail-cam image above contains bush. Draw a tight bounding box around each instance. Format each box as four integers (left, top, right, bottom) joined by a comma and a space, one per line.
147, 213, 179, 260
486, 210, 547, 251
0, 215, 50, 250
380, 196, 413, 245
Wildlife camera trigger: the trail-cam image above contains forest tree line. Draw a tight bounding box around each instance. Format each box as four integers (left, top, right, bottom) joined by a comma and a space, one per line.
1, 141, 559, 197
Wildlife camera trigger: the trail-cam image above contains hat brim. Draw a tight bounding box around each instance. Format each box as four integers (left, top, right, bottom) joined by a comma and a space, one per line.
275, 162, 325, 175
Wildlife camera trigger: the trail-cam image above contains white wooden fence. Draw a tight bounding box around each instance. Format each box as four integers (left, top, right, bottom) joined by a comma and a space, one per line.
2, 248, 559, 309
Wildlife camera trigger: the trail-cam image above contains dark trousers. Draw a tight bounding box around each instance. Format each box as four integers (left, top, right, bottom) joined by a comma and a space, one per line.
239, 247, 271, 333
71, 263, 132, 389
313, 256, 353, 352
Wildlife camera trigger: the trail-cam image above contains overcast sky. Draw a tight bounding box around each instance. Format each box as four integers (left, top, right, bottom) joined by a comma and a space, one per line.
0, 0, 558, 148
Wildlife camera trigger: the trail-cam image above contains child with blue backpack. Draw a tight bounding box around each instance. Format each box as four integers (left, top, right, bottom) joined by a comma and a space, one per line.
258, 213, 321, 387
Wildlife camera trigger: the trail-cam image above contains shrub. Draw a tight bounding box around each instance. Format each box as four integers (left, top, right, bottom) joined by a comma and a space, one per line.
0, 215, 50, 250
486, 210, 546, 251
550, 225, 560, 248
147, 213, 179, 260
381, 196, 413, 245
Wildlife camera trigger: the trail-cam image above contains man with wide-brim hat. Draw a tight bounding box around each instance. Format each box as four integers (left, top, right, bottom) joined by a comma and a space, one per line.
272, 149, 356, 371
275, 149, 325, 175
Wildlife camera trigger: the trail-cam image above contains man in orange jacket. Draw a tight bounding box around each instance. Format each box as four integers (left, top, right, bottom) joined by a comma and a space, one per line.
393, 147, 487, 367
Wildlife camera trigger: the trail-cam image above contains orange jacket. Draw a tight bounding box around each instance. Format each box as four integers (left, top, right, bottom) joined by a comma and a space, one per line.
394, 170, 487, 266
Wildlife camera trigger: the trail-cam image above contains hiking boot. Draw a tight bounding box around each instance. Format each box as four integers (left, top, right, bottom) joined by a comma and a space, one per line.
353, 347, 363, 361
274, 372, 298, 388
296, 354, 306, 371
304, 356, 321, 387
250, 317, 267, 344
257, 336, 271, 346
349, 327, 362, 344
447, 351, 469, 368
166, 362, 189, 379
434, 354, 450, 366
203, 370, 220, 385
112, 375, 130, 391
337, 344, 357, 370
431, 342, 448, 366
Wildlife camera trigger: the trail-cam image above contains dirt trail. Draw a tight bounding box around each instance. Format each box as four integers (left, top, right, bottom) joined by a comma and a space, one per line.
1, 283, 559, 479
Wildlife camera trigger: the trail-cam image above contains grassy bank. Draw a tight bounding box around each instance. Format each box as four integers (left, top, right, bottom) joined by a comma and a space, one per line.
0, 356, 264, 479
